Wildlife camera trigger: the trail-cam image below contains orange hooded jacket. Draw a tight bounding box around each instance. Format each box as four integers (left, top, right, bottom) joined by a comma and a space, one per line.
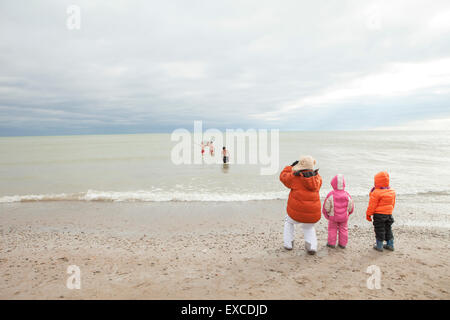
280, 166, 322, 223
366, 171, 396, 217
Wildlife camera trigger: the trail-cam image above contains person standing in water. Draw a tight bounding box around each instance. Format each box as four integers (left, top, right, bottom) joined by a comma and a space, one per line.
201, 141, 205, 157
208, 140, 214, 157
222, 146, 229, 164
209, 141, 215, 156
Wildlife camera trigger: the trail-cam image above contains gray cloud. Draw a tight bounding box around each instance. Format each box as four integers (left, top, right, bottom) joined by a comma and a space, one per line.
1, 0, 450, 136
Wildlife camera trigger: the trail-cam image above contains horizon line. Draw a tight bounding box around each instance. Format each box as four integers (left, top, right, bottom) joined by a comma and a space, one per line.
0, 129, 449, 138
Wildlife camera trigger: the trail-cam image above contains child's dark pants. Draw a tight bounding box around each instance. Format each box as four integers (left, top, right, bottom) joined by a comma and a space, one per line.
373, 214, 394, 242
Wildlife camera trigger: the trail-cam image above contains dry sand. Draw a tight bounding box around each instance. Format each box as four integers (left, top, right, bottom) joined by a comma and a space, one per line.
0, 199, 449, 299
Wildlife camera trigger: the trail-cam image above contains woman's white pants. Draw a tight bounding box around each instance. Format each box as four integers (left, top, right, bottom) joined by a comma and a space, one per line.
283, 215, 317, 251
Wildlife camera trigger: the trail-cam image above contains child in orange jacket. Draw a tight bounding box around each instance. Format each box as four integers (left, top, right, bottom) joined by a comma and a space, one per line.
366, 171, 396, 251
280, 155, 322, 255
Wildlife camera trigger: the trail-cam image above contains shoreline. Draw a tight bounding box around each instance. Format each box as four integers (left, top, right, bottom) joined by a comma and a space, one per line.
1, 200, 449, 299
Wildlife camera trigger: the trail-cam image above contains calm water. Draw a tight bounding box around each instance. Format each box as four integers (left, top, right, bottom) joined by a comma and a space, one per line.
0, 131, 449, 202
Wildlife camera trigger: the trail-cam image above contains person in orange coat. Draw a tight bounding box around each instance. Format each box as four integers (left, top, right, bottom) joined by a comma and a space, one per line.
366, 171, 396, 252
280, 155, 322, 254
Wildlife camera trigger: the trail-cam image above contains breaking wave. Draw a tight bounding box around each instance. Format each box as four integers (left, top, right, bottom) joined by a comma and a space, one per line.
1, 189, 449, 203
0, 190, 289, 203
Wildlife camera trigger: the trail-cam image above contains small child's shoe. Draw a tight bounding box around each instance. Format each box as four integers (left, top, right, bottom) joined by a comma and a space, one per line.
373, 240, 383, 252
338, 244, 346, 249
284, 240, 294, 251
305, 242, 316, 255
383, 239, 394, 251
326, 243, 335, 248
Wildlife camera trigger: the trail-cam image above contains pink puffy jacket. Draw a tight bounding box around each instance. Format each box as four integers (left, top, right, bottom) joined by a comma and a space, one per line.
322, 174, 354, 223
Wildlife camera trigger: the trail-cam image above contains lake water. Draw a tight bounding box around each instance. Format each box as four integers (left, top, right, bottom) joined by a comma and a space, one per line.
1, 131, 449, 202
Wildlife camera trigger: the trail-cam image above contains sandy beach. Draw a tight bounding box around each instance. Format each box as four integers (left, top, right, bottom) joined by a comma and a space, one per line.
2, 0, 450, 305
1, 197, 449, 300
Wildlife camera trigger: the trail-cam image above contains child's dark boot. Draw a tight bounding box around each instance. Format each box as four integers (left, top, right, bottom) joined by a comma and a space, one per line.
383, 239, 394, 251
373, 240, 383, 252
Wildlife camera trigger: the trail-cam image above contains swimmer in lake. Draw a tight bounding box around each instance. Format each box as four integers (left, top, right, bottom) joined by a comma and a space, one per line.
222, 146, 229, 164
209, 141, 215, 156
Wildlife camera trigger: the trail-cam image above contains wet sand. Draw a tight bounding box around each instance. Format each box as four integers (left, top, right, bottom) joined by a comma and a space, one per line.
0, 199, 449, 299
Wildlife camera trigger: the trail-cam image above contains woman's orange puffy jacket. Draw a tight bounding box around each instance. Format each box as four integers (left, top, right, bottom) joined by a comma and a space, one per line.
366, 171, 396, 217
280, 166, 322, 223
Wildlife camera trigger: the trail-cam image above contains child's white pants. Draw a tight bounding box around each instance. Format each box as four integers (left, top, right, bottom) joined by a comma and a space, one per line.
283, 215, 317, 251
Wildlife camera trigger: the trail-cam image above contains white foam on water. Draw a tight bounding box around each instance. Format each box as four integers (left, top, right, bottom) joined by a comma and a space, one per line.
1, 188, 449, 203
0, 190, 289, 203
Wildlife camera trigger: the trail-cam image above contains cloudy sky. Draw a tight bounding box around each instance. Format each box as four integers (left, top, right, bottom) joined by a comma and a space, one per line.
1, 0, 450, 136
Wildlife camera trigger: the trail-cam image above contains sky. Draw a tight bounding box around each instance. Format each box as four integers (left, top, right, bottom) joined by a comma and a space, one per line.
1, 0, 450, 136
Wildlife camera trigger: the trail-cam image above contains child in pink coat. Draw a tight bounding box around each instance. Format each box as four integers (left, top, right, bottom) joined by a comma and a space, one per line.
322, 174, 354, 248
